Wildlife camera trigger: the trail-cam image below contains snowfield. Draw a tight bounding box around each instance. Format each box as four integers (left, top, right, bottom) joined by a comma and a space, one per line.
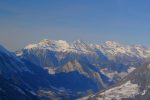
78, 81, 139, 100
95, 81, 139, 100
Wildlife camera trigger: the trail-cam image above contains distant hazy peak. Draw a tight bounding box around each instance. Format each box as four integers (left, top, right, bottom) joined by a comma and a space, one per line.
24, 44, 38, 49
24, 39, 93, 53
39, 39, 69, 45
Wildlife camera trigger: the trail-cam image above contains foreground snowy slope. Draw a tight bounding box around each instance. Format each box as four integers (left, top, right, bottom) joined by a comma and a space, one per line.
83, 63, 150, 100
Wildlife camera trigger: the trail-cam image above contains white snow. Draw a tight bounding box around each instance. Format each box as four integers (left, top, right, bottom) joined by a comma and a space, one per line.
141, 90, 147, 95
94, 41, 150, 59
23, 39, 150, 59
24, 39, 96, 54
25, 44, 38, 49
34, 39, 71, 52
100, 68, 130, 80
100, 68, 117, 80
95, 81, 139, 100
128, 67, 136, 73
77, 94, 94, 100
44, 67, 56, 74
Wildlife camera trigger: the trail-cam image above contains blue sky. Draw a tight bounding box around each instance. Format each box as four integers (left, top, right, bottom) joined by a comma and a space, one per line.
0, 0, 150, 50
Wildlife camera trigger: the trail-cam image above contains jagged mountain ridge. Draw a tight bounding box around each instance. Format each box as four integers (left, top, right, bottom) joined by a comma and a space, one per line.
0, 45, 79, 100
18, 39, 150, 67
19, 39, 150, 58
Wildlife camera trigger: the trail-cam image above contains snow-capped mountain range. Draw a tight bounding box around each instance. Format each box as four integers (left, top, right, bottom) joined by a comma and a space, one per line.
22, 39, 150, 59
1, 39, 150, 100
17, 39, 150, 81
14, 39, 150, 99
17, 39, 150, 76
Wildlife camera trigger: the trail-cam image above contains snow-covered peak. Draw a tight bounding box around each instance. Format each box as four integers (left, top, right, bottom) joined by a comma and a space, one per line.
25, 44, 38, 49
97, 41, 130, 56
100, 41, 150, 58
131, 45, 150, 58
72, 40, 93, 53
38, 39, 70, 52
38, 39, 55, 46
24, 39, 95, 53
24, 39, 70, 52
23, 39, 150, 59
55, 40, 70, 48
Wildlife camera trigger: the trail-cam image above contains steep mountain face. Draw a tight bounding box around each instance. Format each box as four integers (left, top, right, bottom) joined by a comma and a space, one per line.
84, 63, 150, 100
0, 45, 40, 99
0, 45, 78, 100
49, 60, 113, 94
0, 76, 38, 100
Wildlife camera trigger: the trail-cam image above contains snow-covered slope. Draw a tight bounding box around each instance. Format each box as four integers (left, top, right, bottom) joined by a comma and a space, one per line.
25, 39, 70, 52
83, 64, 150, 100
98, 41, 150, 59
24, 39, 94, 54
85, 81, 139, 100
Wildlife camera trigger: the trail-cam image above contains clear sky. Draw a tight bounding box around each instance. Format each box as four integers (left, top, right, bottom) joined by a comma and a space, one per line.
0, 0, 150, 51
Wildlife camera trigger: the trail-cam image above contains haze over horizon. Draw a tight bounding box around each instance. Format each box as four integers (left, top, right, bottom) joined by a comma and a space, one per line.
0, 0, 150, 51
